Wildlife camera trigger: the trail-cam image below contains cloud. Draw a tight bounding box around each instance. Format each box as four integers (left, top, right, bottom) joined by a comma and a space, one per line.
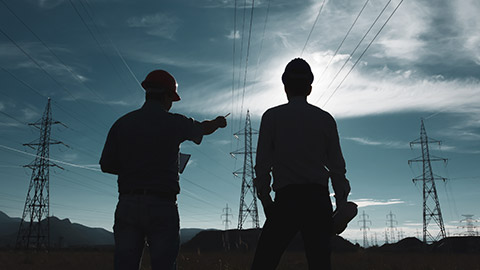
0, 42, 90, 87
344, 137, 408, 149
226, 30, 241, 40
127, 13, 180, 39
125, 50, 225, 71
353, 198, 405, 208
0, 102, 4, 111
22, 108, 40, 120
373, 0, 429, 62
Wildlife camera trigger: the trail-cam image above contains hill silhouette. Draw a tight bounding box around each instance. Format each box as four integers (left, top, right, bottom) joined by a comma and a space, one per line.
181, 228, 360, 253
0, 211, 204, 248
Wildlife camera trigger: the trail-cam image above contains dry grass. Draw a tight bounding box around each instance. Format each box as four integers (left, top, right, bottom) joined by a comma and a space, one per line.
1, 249, 479, 270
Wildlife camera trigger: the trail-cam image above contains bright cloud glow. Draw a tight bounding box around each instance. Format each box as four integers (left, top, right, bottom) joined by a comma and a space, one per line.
226, 30, 240, 40
353, 198, 405, 208
344, 137, 408, 149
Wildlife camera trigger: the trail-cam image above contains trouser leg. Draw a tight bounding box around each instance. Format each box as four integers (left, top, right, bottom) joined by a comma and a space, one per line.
114, 200, 145, 270
301, 187, 333, 270
251, 213, 299, 270
301, 220, 332, 270
146, 201, 180, 270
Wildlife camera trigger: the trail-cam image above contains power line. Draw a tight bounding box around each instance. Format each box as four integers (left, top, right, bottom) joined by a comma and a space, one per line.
0, 0, 122, 116
252, 0, 271, 88
67, 0, 134, 95
0, 36, 112, 136
0, 27, 102, 120
322, 0, 404, 108
0, 110, 27, 126
238, 0, 256, 127
181, 176, 230, 202
316, 0, 393, 105
0, 144, 101, 172
0, 67, 108, 141
79, 0, 144, 93
301, 0, 327, 56
0, 41, 111, 136
230, 0, 238, 150
316, 0, 370, 83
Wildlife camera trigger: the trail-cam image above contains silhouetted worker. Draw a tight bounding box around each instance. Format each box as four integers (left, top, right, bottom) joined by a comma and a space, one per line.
100, 70, 227, 270
251, 58, 350, 270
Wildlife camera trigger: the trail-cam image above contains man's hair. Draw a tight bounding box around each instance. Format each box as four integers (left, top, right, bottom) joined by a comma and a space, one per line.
282, 58, 314, 96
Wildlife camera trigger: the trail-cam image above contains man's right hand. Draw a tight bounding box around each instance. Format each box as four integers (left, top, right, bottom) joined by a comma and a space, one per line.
201, 116, 227, 135
214, 116, 227, 128
333, 177, 350, 209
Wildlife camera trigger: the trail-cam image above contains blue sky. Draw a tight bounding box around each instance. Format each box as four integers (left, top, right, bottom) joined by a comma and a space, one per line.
0, 0, 479, 245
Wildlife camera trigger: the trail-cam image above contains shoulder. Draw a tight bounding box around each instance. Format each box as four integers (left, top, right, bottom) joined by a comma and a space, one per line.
111, 109, 140, 129
306, 103, 336, 124
262, 103, 288, 118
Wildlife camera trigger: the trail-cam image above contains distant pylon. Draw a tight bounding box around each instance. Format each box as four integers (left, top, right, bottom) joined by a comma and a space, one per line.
16, 98, 65, 250
231, 110, 259, 229
458, 214, 478, 236
358, 211, 371, 248
221, 204, 233, 230
386, 211, 397, 243
408, 119, 447, 243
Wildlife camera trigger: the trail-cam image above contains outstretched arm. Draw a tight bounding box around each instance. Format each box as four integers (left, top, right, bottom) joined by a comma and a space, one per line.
201, 116, 227, 135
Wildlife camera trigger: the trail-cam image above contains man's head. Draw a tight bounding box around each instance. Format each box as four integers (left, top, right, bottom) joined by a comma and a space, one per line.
282, 58, 313, 98
141, 70, 180, 110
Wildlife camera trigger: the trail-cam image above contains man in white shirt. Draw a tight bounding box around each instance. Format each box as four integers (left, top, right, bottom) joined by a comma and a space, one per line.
251, 58, 350, 270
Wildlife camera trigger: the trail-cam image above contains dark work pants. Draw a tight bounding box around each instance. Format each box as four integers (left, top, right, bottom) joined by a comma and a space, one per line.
114, 194, 179, 270
251, 184, 333, 270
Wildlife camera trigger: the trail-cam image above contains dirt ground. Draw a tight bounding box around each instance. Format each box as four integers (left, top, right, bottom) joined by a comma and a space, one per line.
1, 249, 479, 270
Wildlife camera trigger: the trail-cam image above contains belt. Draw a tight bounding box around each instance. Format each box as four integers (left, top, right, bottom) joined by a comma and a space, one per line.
120, 189, 177, 201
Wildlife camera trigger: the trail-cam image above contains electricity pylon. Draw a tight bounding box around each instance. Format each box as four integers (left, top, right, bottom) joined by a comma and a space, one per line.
16, 98, 65, 250
358, 211, 371, 248
458, 214, 478, 236
231, 110, 259, 229
386, 211, 398, 243
221, 204, 233, 230
408, 119, 447, 243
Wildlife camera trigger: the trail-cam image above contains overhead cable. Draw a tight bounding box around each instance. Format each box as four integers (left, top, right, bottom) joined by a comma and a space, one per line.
0, 0, 121, 116
315, 0, 393, 105
80, 0, 144, 92
323, 0, 404, 107
301, 0, 328, 56
68, 0, 135, 94
238, 0, 256, 132
0, 144, 102, 172
316, 0, 370, 82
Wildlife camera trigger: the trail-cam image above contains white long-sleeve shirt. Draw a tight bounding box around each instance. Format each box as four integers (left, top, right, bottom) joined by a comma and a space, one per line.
254, 97, 347, 192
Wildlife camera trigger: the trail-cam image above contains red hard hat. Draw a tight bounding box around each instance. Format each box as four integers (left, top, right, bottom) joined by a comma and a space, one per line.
141, 70, 181, 101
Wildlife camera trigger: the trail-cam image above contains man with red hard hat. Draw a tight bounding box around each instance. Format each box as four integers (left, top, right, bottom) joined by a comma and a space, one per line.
100, 69, 227, 270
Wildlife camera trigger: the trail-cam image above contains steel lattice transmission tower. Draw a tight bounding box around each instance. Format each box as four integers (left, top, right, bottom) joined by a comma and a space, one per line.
358, 211, 371, 248
231, 110, 259, 229
16, 98, 64, 250
221, 204, 233, 230
408, 119, 447, 243
458, 214, 478, 236
386, 211, 398, 243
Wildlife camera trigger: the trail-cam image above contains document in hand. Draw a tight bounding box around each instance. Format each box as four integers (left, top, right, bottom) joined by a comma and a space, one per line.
179, 153, 191, 174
